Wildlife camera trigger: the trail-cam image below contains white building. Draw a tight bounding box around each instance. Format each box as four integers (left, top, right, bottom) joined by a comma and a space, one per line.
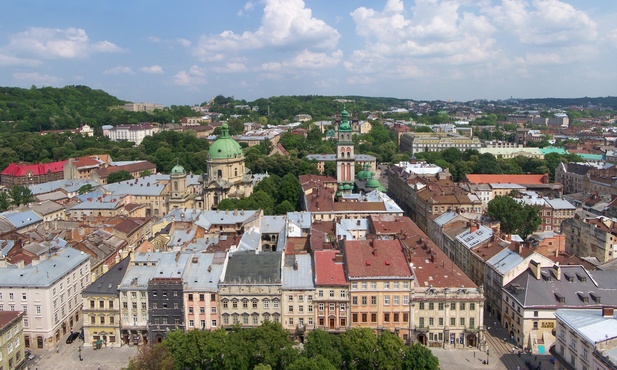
0, 247, 90, 349
103, 123, 154, 146
553, 308, 617, 370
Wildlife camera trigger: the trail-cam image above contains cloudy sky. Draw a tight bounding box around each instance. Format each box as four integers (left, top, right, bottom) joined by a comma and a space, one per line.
1, 0, 616, 106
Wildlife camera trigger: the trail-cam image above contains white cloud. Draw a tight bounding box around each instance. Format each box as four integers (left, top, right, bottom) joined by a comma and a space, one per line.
140, 65, 164, 74
149, 36, 191, 48
257, 49, 342, 77
0, 53, 40, 67
7, 27, 124, 59
13, 72, 61, 84
104, 66, 135, 75
173, 65, 207, 86
194, 0, 340, 61
486, 0, 597, 46
213, 62, 248, 73
238, 2, 255, 16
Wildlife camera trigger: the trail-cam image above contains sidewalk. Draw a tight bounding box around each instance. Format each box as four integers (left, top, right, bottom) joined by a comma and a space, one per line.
28, 340, 137, 370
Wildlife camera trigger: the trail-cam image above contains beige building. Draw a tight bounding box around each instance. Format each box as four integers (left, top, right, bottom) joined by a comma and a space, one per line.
399, 132, 482, 154
562, 216, 617, 263
281, 254, 315, 339
81, 258, 130, 347
344, 239, 414, 341
0, 312, 25, 370
219, 251, 282, 327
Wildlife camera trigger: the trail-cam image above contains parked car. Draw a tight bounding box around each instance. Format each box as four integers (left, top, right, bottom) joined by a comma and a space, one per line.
66, 332, 80, 344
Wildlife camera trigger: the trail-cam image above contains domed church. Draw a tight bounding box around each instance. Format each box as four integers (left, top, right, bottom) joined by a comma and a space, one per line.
202, 123, 255, 209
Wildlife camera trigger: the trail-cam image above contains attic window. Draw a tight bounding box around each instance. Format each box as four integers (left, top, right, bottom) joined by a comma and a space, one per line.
541, 271, 552, 281
590, 292, 601, 303
576, 291, 589, 303
564, 273, 574, 282
554, 292, 565, 303
576, 273, 587, 282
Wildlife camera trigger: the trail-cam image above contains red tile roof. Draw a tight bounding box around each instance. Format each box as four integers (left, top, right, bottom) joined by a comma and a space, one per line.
463, 174, 548, 185
314, 250, 347, 286
343, 239, 412, 278
0, 311, 22, 329
2, 160, 68, 176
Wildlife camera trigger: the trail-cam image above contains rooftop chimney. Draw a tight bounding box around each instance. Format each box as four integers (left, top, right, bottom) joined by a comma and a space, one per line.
529, 260, 542, 280
552, 263, 561, 280
602, 307, 614, 318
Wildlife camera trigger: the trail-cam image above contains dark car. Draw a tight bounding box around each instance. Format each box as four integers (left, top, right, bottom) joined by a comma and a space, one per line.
66, 332, 80, 344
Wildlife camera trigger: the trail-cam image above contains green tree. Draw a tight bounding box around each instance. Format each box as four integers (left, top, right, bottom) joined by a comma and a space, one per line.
274, 200, 295, 215
340, 328, 378, 370
77, 184, 94, 195
287, 355, 336, 370
401, 343, 439, 370
107, 170, 134, 184
487, 196, 541, 239
303, 330, 343, 369
0, 192, 10, 212
140, 170, 152, 177
125, 343, 175, 370
8, 185, 35, 206
375, 330, 406, 370
278, 174, 302, 208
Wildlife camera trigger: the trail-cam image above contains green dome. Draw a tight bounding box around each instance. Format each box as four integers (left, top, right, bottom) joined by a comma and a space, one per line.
171, 163, 186, 175
366, 178, 381, 188
209, 123, 243, 160
338, 105, 352, 132
356, 164, 372, 180
326, 129, 335, 137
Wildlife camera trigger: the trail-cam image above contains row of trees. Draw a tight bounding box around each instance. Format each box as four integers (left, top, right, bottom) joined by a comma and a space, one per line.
125, 322, 439, 370
414, 148, 581, 182
217, 174, 303, 215
0, 186, 36, 212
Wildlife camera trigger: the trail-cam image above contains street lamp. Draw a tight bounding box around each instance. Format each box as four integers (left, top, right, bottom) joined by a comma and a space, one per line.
486, 348, 490, 365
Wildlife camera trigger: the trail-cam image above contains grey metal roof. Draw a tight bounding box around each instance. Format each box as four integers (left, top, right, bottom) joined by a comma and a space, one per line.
433, 212, 459, 227
0, 247, 89, 287
119, 264, 157, 290
1, 210, 43, 229
545, 198, 576, 210
184, 253, 224, 292
287, 212, 311, 229
82, 257, 131, 295
27, 200, 65, 216
29, 179, 98, 195
167, 228, 196, 248
282, 254, 314, 290
456, 225, 493, 249
237, 227, 261, 252
222, 250, 282, 284
151, 251, 192, 279
486, 248, 524, 275
103, 176, 166, 196
505, 266, 617, 308
261, 215, 286, 234
70, 197, 122, 210
194, 210, 259, 230
555, 309, 617, 344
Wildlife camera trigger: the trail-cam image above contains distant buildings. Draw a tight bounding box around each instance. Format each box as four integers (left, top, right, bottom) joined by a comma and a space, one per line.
399, 132, 482, 154
1, 161, 67, 187
102, 123, 154, 146
123, 103, 164, 112
562, 216, 617, 263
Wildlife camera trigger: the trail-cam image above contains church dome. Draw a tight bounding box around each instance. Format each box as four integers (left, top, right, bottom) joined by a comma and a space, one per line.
338, 105, 352, 132
170, 163, 186, 175
366, 178, 381, 188
357, 164, 372, 181
209, 123, 243, 160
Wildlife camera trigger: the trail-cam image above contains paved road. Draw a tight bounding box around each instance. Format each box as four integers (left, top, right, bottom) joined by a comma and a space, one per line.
432, 315, 553, 370
27, 340, 137, 370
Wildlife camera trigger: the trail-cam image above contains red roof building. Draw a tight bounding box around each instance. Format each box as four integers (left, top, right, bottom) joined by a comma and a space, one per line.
313, 250, 349, 331
1, 160, 68, 187
462, 174, 549, 185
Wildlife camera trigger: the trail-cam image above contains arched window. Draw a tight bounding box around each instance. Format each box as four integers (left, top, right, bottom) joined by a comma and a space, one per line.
174, 181, 178, 191
235, 167, 238, 177
217, 169, 223, 178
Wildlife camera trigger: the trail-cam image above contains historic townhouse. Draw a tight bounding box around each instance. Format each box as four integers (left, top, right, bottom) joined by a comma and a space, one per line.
82, 257, 130, 347
0, 247, 90, 349
0, 312, 25, 370
219, 250, 283, 327
562, 216, 617, 263
313, 250, 349, 332
344, 239, 414, 341
183, 252, 224, 331
281, 254, 315, 340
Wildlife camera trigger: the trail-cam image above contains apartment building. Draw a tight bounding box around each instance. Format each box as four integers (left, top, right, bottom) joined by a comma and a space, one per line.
344, 239, 414, 341
313, 250, 349, 333
81, 257, 130, 347
103, 123, 154, 146
562, 216, 617, 263
552, 308, 617, 370
281, 254, 315, 339
0, 312, 25, 370
399, 132, 481, 154
183, 252, 224, 332
0, 247, 90, 349
219, 251, 283, 327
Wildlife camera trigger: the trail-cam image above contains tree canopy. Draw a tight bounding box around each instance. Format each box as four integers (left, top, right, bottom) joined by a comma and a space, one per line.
149, 324, 439, 370
487, 195, 542, 239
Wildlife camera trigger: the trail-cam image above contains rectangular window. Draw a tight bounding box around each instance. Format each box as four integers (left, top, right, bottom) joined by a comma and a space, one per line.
429, 317, 434, 326
288, 305, 294, 313
438, 317, 443, 326
460, 318, 465, 326
361, 313, 367, 323
351, 283, 357, 289
450, 317, 456, 326
361, 282, 367, 289
438, 303, 444, 310
428, 302, 434, 310
470, 303, 475, 310
189, 320, 194, 327
403, 296, 409, 305
329, 290, 335, 298
419, 317, 425, 327
352, 313, 358, 323
371, 313, 377, 322
384, 313, 390, 322
371, 296, 377, 305
450, 302, 456, 310
200, 294, 205, 301
340, 291, 346, 298
352, 296, 358, 305
393, 313, 399, 322
188, 294, 193, 301
460, 302, 465, 310
384, 282, 390, 289
361, 296, 367, 305
393, 296, 399, 305
403, 313, 408, 322
470, 318, 475, 328
288, 295, 293, 302
371, 282, 377, 289
384, 296, 390, 305
419, 302, 425, 310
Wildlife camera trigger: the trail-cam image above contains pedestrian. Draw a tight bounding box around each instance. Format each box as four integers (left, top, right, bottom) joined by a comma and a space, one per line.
474, 351, 476, 358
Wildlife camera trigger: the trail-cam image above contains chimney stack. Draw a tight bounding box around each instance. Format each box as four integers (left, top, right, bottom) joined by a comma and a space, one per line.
552, 263, 561, 280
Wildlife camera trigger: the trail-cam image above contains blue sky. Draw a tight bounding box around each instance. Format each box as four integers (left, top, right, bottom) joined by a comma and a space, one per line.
1, 0, 616, 106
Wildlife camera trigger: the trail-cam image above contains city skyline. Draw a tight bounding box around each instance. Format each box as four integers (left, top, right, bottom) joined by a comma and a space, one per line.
1, 0, 616, 106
